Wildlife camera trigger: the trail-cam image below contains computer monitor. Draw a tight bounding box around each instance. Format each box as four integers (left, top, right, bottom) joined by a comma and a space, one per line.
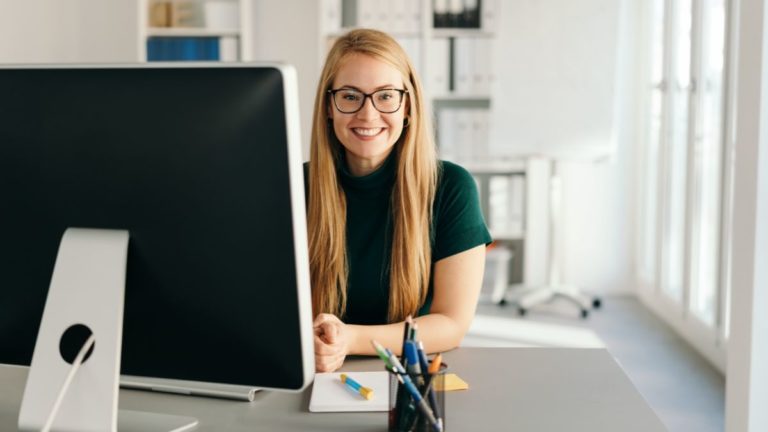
0, 64, 314, 393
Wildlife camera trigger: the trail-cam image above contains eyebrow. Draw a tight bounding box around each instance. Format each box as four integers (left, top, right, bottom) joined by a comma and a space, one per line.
337, 84, 402, 91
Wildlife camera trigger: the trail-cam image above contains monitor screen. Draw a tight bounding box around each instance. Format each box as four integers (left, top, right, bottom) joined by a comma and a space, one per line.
0, 64, 314, 391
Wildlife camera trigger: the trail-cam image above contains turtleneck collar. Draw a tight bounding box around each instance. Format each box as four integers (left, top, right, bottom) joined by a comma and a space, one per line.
338, 150, 397, 194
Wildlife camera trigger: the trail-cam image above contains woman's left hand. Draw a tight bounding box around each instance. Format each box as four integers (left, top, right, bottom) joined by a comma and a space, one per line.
313, 313, 352, 372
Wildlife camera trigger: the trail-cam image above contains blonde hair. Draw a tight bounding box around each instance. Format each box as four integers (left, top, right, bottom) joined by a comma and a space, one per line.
308, 29, 438, 323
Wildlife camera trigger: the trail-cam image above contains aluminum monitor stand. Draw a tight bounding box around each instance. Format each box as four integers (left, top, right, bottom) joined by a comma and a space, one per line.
18, 228, 197, 432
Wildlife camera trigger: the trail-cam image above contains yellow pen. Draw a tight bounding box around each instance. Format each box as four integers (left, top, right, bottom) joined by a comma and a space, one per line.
340, 374, 374, 400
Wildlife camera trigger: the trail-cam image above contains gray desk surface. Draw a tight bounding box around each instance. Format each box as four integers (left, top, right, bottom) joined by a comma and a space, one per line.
0, 347, 666, 431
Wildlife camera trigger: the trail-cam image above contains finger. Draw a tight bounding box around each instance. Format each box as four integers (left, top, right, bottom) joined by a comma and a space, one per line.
314, 321, 330, 337
314, 320, 338, 343
314, 334, 340, 356
328, 354, 346, 372
321, 322, 339, 343
313, 313, 335, 327
315, 350, 344, 372
316, 352, 345, 373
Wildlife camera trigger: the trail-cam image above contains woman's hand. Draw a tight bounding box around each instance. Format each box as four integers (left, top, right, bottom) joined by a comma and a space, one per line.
313, 313, 353, 372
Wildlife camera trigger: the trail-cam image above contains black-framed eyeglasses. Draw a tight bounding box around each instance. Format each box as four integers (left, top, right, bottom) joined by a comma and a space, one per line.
327, 88, 408, 114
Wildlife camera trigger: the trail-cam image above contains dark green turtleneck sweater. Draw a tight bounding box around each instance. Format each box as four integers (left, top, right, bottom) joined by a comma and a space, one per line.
304, 154, 492, 325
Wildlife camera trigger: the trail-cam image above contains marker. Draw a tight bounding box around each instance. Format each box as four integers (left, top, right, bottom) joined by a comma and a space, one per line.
340, 374, 374, 400
428, 353, 442, 374
370, 340, 394, 369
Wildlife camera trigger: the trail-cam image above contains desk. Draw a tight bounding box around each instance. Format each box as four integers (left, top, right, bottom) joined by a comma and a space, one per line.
0, 348, 666, 431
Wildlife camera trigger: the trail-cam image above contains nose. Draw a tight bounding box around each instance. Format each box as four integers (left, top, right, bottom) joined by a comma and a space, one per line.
355, 96, 379, 120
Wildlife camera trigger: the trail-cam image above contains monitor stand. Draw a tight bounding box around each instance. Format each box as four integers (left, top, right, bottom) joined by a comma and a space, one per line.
18, 228, 198, 432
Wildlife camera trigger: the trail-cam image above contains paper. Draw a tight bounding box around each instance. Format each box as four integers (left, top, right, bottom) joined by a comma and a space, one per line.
309, 371, 389, 412
433, 373, 469, 391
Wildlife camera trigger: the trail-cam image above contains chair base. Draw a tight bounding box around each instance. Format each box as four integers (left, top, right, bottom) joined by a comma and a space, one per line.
510, 285, 601, 319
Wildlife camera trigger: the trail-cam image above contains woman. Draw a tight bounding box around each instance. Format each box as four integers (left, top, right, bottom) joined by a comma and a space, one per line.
308, 29, 492, 372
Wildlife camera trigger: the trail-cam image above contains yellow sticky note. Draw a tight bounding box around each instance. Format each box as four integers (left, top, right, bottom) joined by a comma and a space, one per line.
433, 373, 469, 391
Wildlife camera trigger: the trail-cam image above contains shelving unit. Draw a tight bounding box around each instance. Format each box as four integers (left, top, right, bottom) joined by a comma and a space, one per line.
139, 0, 251, 62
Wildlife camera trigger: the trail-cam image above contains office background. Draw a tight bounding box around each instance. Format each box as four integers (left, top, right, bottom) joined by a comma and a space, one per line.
1, 1, 765, 431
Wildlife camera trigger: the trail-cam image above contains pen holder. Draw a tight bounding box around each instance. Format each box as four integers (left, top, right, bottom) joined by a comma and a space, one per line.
388, 364, 446, 432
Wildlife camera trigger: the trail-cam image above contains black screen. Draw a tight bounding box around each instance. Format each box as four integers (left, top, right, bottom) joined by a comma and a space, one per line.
0, 66, 309, 390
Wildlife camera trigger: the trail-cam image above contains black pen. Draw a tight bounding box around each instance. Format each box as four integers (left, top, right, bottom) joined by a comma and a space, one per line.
401, 315, 413, 365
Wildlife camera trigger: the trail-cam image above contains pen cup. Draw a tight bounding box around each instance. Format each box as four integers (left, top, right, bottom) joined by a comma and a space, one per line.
388, 364, 446, 432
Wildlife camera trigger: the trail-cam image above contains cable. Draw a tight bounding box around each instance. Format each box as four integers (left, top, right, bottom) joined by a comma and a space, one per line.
41, 333, 96, 432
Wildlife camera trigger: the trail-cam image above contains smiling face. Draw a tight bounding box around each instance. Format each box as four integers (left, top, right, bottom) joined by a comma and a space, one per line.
329, 53, 408, 177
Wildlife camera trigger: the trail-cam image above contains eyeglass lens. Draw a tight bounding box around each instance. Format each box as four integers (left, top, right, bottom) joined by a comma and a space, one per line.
333, 89, 403, 113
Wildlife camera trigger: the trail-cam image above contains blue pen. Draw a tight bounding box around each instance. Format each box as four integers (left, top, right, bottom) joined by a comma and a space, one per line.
404, 341, 425, 385
416, 341, 430, 373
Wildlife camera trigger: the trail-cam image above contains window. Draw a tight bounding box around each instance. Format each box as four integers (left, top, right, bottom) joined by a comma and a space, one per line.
638, 0, 729, 369
639, 0, 665, 286
688, 0, 726, 326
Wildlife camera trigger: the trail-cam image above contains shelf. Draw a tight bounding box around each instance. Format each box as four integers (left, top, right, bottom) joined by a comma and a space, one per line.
146, 27, 241, 37
489, 231, 525, 242
433, 94, 492, 102
432, 97, 492, 110
461, 159, 527, 174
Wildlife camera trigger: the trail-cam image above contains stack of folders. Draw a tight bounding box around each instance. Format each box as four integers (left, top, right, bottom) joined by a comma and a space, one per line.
146, 37, 220, 61
372, 316, 444, 432
433, 0, 481, 29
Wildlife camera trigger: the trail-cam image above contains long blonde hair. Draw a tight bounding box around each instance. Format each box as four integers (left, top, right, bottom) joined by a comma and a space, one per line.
308, 29, 438, 323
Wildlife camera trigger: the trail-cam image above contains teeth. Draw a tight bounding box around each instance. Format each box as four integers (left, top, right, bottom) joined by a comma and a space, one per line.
353, 128, 382, 136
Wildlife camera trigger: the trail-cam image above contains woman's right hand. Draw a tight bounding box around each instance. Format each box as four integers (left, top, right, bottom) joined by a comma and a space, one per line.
313, 313, 352, 372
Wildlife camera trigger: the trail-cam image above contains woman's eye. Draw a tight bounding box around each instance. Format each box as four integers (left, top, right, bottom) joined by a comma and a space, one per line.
343, 93, 361, 101
377, 92, 393, 101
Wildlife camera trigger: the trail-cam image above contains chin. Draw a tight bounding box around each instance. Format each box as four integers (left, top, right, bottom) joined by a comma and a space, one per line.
349, 143, 393, 160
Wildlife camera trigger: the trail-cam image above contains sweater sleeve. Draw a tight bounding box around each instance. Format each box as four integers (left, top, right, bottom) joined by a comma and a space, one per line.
432, 161, 493, 262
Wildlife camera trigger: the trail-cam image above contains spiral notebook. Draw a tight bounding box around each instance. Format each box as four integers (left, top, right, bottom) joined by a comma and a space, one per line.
309, 371, 389, 412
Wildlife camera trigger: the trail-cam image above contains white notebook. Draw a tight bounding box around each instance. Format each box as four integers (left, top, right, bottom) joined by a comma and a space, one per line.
309, 371, 389, 412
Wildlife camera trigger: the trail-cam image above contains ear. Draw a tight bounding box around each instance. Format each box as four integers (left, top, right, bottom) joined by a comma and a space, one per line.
404, 93, 411, 118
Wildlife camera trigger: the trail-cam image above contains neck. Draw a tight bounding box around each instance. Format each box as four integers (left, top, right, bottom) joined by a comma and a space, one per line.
344, 148, 395, 177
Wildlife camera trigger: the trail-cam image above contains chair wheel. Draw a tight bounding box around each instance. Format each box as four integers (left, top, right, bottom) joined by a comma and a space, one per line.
497, 298, 508, 306
518, 307, 527, 316
580, 309, 589, 319
592, 298, 602, 309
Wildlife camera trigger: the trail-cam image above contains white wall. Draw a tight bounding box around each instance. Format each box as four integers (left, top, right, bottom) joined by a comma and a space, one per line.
557, 0, 638, 295
725, 0, 768, 429
489, 0, 622, 156
503, 0, 639, 294
0, 0, 140, 63
248, 0, 321, 159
